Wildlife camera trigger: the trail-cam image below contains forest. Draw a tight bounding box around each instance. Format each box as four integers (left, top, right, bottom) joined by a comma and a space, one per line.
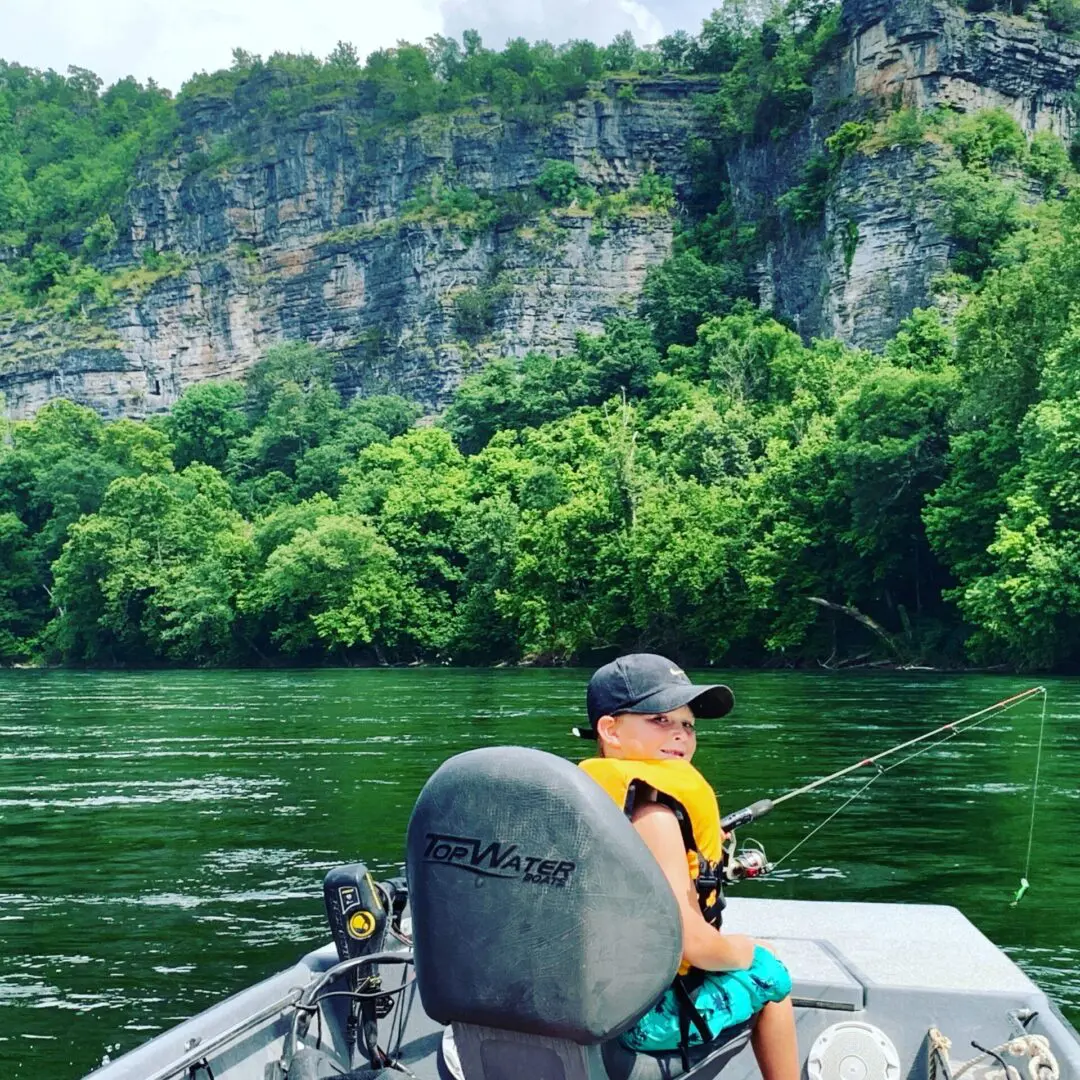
3, 0, 1080, 669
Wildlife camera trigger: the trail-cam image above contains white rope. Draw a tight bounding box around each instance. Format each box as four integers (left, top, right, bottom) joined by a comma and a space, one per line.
930, 1028, 955, 1080
940, 1032, 1060, 1080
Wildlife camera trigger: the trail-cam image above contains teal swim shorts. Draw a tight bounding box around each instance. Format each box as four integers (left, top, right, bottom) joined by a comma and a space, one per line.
620, 945, 792, 1054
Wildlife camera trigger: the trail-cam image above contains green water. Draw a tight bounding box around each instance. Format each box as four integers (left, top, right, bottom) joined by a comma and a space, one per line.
1, 669, 1078, 1079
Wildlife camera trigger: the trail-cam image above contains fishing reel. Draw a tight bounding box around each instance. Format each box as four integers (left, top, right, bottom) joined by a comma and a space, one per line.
723, 836, 773, 882
721, 797, 775, 883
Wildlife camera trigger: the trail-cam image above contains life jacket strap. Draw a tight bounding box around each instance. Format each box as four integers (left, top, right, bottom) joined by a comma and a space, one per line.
673, 974, 714, 1071
695, 860, 726, 927
627, 782, 727, 928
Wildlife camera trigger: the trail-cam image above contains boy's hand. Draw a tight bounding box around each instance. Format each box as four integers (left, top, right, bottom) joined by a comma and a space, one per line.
632, 804, 758, 972
717, 933, 756, 970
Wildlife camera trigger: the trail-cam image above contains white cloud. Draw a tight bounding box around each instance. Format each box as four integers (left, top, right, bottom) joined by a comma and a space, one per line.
0, 0, 443, 92
440, 0, 666, 49
0, 0, 715, 94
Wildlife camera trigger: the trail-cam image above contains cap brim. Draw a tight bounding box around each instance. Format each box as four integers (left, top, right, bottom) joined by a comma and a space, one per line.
626, 682, 735, 720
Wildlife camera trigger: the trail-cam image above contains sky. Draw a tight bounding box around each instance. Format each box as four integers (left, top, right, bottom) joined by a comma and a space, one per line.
0, 0, 717, 94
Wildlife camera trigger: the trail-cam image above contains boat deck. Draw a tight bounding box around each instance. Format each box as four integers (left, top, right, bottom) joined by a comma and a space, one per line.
85, 899, 1080, 1080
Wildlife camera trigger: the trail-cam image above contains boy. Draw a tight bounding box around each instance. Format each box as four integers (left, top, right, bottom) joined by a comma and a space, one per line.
576, 653, 799, 1080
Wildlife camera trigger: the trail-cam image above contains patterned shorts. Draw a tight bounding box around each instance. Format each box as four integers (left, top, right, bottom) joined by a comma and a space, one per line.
620, 945, 792, 1054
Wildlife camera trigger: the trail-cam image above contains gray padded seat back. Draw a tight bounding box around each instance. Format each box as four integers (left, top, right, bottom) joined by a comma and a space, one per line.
406, 746, 682, 1044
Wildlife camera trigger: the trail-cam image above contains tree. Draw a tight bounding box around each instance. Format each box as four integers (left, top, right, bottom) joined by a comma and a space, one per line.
228, 346, 345, 506
48, 466, 253, 664
166, 380, 249, 470
604, 31, 639, 72
824, 366, 959, 619
293, 395, 421, 498
656, 31, 694, 71
490, 408, 640, 660
340, 428, 471, 654
239, 511, 412, 657
640, 253, 747, 351
0, 512, 40, 661
926, 194, 1080, 589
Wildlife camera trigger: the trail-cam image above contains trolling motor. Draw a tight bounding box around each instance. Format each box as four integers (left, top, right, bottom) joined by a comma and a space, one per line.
721, 798, 775, 882
323, 864, 396, 1068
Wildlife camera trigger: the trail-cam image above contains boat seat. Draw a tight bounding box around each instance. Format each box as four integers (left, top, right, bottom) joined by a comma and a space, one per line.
407, 746, 751, 1080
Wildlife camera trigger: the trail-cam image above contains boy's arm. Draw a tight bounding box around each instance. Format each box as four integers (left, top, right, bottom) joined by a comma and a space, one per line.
632, 802, 755, 972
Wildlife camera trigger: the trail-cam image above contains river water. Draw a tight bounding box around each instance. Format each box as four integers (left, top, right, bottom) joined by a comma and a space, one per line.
1, 669, 1077, 1079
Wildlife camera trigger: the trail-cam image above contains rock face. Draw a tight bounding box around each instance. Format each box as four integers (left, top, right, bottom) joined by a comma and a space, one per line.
742, 0, 1080, 350
0, 78, 707, 419
845, 0, 1080, 129
2, 0, 1080, 419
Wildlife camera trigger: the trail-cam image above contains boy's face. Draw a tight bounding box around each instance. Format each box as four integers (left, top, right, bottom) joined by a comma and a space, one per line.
596, 704, 697, 761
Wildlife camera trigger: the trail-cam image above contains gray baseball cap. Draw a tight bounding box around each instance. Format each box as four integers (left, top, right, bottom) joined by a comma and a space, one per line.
575, 653, 734, 739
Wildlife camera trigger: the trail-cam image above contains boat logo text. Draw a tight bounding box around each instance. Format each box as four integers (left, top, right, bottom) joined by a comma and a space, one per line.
422, 833, 576, 887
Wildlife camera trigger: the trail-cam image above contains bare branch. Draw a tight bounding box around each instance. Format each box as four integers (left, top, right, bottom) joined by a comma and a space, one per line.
806, 596, 904, 659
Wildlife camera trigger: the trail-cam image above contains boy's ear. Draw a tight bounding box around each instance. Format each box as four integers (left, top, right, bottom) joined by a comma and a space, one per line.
595, 713, 619, 747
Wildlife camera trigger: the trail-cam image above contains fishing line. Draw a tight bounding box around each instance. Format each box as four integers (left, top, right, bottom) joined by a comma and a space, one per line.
771, 721, 969, 870
739, 687, 1048, 894
770, 686, 1046, 810
769, 769, 883, 870
771, 708, 987, 869
1013, 688, 1050, 907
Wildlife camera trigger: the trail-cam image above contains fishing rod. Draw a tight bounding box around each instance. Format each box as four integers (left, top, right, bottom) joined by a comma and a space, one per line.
719, 686, 1048, 899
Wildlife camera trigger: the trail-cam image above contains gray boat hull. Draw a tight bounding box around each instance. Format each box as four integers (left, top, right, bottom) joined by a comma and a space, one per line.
83, 897, 1080, 1080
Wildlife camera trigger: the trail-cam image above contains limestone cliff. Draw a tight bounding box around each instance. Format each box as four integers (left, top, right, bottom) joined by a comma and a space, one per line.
2, 0, 1080, 419
0, 78, 707, 419
742, 0, 1080, 349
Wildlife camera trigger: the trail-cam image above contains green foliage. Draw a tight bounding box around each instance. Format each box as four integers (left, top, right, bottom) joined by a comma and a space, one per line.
47, 465, 251, 664
921, 108, 1065, 282
1026, 130, 1071, 188
944, 108, 1027, 173
338, 428, 473, 654
884, 308, 953, 371
841, 219, 859, 270
223, 342, 421, 508
1043, 0, 1080, 31
238, 509, 412, 656
880, 108, 929, 150
779, 120, 871, 226
165, 381, 249, 470
13, 5, 1080, 671
401, 178, 501, 240
81, 213, 118, 257
932, 162, 1023, 278
633, 170, 677, 213
452, 278, 511, 341
0, 63, 176, 313
442, 317, 659, 454
966, 0, 1080, 30
12, 210, 1080, 671
824, 120, 874, 159
641, 253, 748, 351
921, 192, 1080, 667
693, 0, 843, 146
777, 152, 833, 223
534, 160, 590, 205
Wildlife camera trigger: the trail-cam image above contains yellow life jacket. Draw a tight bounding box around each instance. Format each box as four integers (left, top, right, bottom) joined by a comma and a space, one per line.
579, 757, 726, 975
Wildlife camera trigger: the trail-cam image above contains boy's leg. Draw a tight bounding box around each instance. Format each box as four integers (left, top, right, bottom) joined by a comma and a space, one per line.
750, 997, 799, 1080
